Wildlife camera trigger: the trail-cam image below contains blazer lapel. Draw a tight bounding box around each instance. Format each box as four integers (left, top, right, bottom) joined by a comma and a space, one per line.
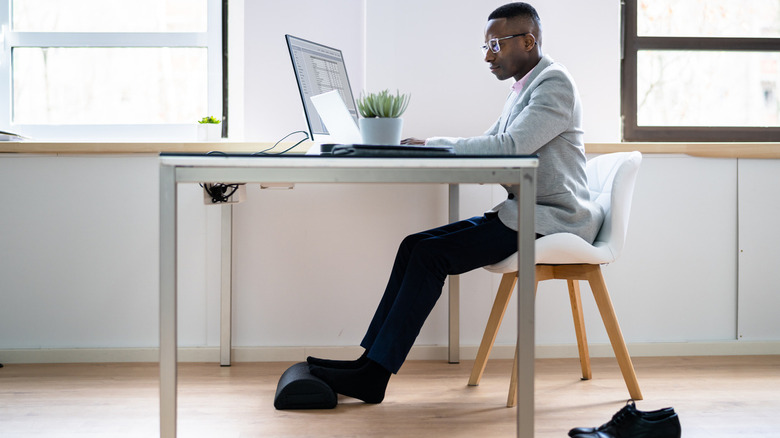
497, 55, 555, 133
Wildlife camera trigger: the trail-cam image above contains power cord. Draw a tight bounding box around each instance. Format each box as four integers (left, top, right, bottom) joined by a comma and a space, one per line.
199, 131, 309, 202
253, 130, 310, 155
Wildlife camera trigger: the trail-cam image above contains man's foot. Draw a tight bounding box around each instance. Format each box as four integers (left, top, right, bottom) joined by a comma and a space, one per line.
306, 351, 369, 370
309, 359, 391, 404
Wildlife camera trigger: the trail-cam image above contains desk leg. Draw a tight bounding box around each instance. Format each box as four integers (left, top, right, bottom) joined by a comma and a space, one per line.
515, 171, 536, 438
448, 184, 460, 364
220, 204, 233, 367
159, 165, 178, 438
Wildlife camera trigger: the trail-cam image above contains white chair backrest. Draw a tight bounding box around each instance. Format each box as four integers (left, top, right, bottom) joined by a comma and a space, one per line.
585, 151, 642, 261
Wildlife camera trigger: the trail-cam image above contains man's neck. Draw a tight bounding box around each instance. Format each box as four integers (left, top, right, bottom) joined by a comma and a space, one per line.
513, 54, 543, 82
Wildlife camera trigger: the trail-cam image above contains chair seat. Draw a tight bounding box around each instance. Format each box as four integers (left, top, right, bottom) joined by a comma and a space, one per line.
484, 233, 618, 274
473, 152, 643, 407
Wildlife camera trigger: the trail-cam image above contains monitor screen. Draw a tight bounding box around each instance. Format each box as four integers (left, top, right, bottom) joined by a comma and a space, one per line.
285, 34, 359, 140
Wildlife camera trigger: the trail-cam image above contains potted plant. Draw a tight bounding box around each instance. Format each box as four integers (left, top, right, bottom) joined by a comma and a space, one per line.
356, 89, 410, 145
198, 116, 221, 141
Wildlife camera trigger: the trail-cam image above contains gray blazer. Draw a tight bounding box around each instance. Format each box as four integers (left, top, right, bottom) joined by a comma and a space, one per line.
427, 55, 603, 243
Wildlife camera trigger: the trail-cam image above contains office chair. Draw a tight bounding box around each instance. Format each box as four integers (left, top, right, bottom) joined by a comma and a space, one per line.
468, 151, 643, 407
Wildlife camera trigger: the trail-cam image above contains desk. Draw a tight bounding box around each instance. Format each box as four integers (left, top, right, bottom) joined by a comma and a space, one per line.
159, 155, 538, 437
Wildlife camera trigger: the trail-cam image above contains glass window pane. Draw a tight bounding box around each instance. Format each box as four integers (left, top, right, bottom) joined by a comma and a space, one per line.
12, 0, 207, 32
638, 0, 780, 37
13, 48, 208, 124
637, 51, 780, 127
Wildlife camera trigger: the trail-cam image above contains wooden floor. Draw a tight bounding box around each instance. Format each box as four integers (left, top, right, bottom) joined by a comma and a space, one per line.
1, 355, 779, 437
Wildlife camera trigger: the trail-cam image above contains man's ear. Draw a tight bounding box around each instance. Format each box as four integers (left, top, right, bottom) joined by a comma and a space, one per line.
523, 33, 538, 51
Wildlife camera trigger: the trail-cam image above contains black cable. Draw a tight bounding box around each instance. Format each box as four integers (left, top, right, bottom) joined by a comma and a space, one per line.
203, 131, 310, 156
252, 130, 310, 155
199, 152, 232, 202
200, 183, 240, 203
199, 131, 308, 202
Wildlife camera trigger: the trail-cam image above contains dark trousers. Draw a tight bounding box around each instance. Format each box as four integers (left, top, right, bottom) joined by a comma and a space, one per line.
360, 214, 519, 373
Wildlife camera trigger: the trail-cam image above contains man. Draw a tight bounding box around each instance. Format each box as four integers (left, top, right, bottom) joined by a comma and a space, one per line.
307, 2, 603, 404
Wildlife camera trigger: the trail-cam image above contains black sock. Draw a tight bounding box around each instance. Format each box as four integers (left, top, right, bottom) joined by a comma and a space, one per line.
309, 359, 391, 404
306, 351, 369, 369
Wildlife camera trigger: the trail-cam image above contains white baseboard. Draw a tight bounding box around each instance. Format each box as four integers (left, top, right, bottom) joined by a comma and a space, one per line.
1, 341, 779, 364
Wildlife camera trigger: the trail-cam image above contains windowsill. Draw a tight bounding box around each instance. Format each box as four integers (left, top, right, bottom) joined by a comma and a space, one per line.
2, 141, 780, 158
0, 141, 313, 155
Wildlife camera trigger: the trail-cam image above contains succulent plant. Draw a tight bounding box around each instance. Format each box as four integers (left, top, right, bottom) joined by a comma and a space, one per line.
356, 89, 410, 118
198, 116, 220, 124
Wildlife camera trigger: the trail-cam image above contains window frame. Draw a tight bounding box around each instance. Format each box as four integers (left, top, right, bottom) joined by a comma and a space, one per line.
0, 0, 223, 141
621, 0, 780, 142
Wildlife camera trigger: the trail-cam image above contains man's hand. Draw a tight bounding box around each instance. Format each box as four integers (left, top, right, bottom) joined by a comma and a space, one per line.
401, 138, 426, 145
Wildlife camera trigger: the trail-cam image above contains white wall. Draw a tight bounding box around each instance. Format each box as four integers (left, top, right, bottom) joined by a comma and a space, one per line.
0, 156, 160, 349
1, 0, 778, 363
365, 0, 622, 142
242, 0, 365, 142
232, 0, 450, 350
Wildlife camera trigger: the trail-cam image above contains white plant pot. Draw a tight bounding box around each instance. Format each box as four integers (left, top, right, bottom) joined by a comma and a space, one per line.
358, 117, 403, 145
198, 123, 221, 141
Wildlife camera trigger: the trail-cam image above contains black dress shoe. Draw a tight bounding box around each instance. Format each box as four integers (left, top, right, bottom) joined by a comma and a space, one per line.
569, 400, 681, 438
569, 400, 676, 436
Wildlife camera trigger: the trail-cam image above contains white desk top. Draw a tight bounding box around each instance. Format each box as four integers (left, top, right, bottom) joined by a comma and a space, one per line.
160, 154, 538, 168
160, 154, 539, 185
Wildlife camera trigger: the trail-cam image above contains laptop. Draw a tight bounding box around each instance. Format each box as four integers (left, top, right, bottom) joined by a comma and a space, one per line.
285, 34, 454, 157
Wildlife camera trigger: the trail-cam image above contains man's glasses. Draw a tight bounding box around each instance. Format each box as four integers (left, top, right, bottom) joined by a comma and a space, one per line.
481, 33, 528, 55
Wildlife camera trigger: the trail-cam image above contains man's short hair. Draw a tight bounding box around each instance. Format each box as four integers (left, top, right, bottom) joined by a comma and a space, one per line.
488, 2, 541, 26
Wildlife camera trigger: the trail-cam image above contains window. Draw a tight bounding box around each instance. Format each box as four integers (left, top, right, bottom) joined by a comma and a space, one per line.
621, 0, 780, 142
0, 0, 223, 140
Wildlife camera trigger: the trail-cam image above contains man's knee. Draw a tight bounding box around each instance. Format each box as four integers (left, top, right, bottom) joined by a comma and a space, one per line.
399, 232, 429, 255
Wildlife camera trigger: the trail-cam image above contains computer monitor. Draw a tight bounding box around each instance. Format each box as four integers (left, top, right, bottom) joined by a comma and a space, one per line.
285, 34, 359, 141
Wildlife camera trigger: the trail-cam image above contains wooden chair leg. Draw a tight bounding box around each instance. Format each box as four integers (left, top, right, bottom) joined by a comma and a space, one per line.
507, 344, 518, 407
586, 266, 643, 400
468, 273, 517, 386
567, 279, 592, 380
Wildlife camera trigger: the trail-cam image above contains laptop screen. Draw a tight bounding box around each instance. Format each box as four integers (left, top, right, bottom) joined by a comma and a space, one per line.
285, 35, 359, 141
